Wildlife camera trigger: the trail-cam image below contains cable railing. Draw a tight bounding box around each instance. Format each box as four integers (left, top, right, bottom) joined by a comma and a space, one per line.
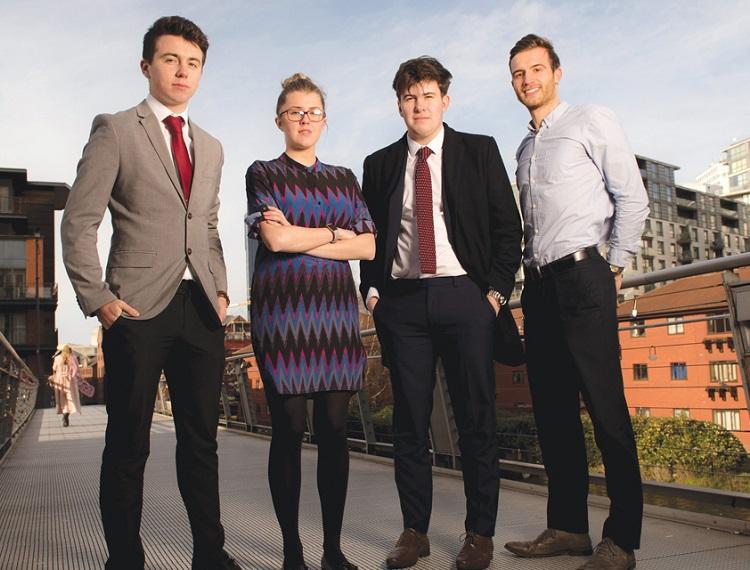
152, 252, 750, 529
0, 331, 39, 460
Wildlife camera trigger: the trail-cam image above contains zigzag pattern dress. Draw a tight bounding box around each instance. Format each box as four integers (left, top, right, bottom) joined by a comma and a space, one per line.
245, 154, 375, 395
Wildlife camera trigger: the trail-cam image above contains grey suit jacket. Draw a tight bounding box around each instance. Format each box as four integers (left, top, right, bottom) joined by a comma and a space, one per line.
61, 100, 227, 322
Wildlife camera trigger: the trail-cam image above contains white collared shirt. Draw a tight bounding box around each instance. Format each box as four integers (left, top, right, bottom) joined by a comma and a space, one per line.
146, 93, 195, 280
367, 127, 466, 305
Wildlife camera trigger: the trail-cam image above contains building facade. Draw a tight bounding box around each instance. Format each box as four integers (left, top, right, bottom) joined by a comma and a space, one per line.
696, 137, 750, 204
0, 168, 68, 406
618, 269, 750, 450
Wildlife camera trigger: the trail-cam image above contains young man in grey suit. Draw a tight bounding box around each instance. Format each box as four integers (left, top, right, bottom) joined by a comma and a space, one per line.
61, 16, 241, 570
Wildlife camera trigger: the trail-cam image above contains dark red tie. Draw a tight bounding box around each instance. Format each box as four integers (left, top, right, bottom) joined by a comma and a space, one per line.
415, 146, 436, 274
163, 115, 192, 202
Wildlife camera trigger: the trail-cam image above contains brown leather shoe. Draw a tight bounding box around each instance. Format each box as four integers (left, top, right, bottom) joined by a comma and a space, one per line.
456, 532, 493, 570
505, 528, 593, 558
577, 538, 636, 569
386, 528, 430, 569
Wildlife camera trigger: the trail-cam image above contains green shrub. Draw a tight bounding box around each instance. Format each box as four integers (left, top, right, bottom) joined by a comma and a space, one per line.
371, 405, 393, 426
634, 417, 746, 477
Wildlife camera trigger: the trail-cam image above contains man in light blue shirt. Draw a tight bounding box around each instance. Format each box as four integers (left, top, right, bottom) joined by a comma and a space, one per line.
504, 34, 647, 570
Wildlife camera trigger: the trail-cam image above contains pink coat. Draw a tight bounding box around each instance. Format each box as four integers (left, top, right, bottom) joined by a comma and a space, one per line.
51, 354, 82, 415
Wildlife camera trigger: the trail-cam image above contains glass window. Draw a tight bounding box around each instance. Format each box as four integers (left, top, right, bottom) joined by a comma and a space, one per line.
636, 407, 651, 418
673, 409, 690, 419
710, 361, 738, 383
631, 321, 646, 338
656, 221, 663, 236
713, 410, 740, 431
667, 317, 684, 335
511, 371, 525, 385
708, 313, 731, 334
671, 362, 687, 380
633, 363, 648, 380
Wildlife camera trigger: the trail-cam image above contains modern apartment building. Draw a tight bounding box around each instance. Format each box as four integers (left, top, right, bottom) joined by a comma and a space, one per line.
697, 137, 750, 204
0, 168, 68, 406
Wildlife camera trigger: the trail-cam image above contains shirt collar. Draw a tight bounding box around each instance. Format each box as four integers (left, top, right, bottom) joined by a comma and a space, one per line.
146, 93, 189, 125
407, 126, 444, 158
527, 101, 569, 133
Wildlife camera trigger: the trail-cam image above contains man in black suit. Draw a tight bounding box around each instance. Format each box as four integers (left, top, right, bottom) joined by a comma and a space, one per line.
360, 56, 522, 570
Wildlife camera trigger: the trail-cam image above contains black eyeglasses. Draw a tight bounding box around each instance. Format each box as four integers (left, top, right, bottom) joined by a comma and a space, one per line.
278, 108, 325, 122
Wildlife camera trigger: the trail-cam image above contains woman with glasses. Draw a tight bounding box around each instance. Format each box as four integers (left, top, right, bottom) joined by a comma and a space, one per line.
245, 73, 375, 570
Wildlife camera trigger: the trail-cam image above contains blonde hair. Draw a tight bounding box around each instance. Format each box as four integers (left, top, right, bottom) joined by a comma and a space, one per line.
276, 72, 326, 114
61, 345, 72, 364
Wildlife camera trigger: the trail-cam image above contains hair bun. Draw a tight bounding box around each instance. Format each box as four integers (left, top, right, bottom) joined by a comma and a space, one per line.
282, 72, 309, 89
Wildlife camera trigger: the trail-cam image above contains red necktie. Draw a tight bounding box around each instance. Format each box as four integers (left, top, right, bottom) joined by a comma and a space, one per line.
163, 115, 192, 202
415, 146, 437, 274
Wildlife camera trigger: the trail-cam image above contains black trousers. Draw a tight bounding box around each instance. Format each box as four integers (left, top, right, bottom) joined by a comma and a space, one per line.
374, 275, 499, 537
100, 281, 227, 569
521, 252, 643, 551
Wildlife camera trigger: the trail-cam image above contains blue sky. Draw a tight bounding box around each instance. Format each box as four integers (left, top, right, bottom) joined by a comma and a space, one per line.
1, 0, 749, 344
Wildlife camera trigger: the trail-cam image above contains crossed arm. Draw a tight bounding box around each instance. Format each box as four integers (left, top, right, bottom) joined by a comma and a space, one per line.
259, 206, 375, 261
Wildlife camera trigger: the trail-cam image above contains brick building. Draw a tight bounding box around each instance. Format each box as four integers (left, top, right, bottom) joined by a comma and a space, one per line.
0, 168, 69, 406
617, 268, 750, 450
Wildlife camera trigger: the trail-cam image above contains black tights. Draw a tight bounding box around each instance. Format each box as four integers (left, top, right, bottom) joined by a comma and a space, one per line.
266, 389, 353, 566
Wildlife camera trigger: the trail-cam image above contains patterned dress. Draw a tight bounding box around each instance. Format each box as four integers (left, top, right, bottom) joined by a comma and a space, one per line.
245, 154, 375, 395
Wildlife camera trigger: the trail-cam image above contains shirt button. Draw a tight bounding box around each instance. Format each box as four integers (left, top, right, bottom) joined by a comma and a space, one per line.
187, 212, 193, 219
187, 248, 192, 255
535, 229, 539, 234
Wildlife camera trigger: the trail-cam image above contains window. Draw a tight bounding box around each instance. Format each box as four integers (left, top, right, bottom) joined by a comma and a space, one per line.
633, 364, 648, 380
673, 409, 690, 419
671, 362, 687, 380
636, 407, 651, 418
707, 313, 731, 334
656, 221, 663, 236
713, 410, 740, 431
669, 224, 675, 238
657, 241, 665, 255
511, 371, 525, 385
667, 317, 684, 335
710, 361, 738, 383
658, 260, 666, 270
631, 321, 646, 338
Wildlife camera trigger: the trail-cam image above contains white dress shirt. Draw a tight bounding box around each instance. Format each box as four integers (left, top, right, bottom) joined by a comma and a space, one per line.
367, 127, 466, 305
145, 94, 195, 280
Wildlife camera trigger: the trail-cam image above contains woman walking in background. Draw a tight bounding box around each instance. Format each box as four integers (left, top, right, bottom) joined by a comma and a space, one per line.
50, 345, 81, 427
245, 73, 375, 570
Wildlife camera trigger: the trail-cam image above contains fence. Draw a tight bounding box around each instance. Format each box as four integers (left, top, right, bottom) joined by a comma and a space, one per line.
0, 331, 39, 460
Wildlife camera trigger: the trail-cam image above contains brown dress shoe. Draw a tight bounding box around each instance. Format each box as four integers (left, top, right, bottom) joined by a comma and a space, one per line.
577, 538, 636, 569
456, 532, 493, 570
505, 528, 593, 558
386, 528, 430, 569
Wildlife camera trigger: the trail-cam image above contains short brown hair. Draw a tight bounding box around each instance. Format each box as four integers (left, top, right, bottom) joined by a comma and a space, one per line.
143, 16, 209, 63
392, 56, 452, 98
509, 34, 560, 70
276, 73, 326, 114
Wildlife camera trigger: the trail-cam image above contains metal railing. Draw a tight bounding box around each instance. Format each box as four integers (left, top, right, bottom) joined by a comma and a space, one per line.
152, 252, 750, 529
0, 331, 39, 460
0, 283, 58, 301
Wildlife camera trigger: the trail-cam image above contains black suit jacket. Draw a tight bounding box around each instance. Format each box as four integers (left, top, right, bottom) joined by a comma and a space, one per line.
359, 124, 522, 301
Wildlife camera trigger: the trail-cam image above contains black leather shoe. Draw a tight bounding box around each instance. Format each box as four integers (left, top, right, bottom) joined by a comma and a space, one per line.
321, 553, 358, 570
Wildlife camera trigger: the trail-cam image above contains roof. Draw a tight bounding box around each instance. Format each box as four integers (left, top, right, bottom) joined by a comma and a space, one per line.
617, 266, 750, 319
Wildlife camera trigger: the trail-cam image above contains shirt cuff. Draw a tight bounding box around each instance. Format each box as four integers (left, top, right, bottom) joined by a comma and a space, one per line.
366, 287, 380, 311
607, 248, 631, 269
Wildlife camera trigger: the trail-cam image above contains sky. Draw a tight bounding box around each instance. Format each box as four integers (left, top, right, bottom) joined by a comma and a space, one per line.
1, 0, 749, 345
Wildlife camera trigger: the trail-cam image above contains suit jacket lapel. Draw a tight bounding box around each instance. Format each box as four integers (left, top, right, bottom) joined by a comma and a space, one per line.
441, 124, 461, 244
384, 136, 408, 279
136, 100, 187, 209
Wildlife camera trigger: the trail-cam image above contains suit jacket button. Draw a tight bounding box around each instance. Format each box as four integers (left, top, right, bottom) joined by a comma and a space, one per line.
187, 212, 193, 219
187, 248, 192, 255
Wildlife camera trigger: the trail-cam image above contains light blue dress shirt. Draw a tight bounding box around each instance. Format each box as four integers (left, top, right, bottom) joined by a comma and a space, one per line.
516, 102, 649, 269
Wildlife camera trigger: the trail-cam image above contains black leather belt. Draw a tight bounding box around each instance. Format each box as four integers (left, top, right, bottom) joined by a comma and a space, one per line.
524, 246, 600, 281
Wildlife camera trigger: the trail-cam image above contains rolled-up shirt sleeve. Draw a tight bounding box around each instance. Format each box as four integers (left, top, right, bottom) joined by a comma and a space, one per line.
585, 107, 650, 268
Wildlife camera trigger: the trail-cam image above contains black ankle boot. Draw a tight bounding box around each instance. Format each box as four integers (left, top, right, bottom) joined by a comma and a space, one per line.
321, 554, 358, 570
62, 413, 69, 427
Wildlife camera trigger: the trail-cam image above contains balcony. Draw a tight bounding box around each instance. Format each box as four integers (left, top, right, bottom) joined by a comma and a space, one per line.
676, 197, 697, 209
0, 196, 29, 218
0, 283, 57, 303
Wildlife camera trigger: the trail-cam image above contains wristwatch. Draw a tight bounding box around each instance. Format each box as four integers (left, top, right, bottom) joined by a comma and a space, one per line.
609, 264, 624, 275
487, 288, 507, 306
